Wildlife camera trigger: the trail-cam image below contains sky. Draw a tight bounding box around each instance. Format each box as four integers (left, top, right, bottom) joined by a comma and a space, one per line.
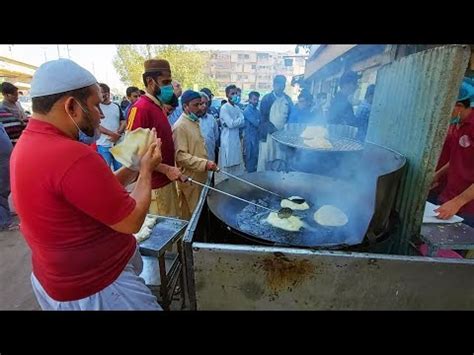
0, 45, 297, 94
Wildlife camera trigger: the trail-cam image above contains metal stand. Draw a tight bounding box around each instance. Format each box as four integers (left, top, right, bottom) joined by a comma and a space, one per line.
420, 223, 474, 257
138, 216, 188, 311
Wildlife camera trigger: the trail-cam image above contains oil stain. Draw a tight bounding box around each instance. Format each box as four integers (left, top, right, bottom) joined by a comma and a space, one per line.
258, 253, 314, 293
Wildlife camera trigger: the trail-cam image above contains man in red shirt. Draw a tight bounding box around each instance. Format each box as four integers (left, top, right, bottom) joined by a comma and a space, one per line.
433, 81, 474, 226
126, 59, 183, 217
11, 58, 163, 310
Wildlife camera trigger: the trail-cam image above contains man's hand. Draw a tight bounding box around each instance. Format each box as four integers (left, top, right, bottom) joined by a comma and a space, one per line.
165, 166, 182, 181
434, 198, 463, 220
178, 174, 189, 183
206, 161, 218, 171
109, 132, 121, 144
139, 137, 162, 175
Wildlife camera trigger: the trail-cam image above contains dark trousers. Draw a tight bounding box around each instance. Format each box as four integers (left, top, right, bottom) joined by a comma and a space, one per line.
0, 124, 13, 228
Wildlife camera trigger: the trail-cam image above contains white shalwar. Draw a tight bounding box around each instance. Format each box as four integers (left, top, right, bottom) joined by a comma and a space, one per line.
31, 245, 161, 311
257, 95, 291, 172
217, 103, 245, 185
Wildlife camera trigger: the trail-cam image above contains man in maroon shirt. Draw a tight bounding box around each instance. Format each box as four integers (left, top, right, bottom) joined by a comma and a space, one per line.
433, 80, 474, 226
126, 59, 183, 217
11, 58, 163, 310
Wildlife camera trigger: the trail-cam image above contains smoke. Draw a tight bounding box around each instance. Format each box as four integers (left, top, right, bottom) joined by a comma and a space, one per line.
280, 125, 405, 246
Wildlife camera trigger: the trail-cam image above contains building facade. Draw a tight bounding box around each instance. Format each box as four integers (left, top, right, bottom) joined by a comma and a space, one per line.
303, 44, 474, 107
207, 50, 306, 100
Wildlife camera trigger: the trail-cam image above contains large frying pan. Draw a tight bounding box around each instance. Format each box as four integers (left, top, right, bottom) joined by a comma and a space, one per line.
206, 171, 377, 248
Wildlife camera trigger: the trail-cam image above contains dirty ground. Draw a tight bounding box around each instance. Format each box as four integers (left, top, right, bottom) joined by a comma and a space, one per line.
0, 215, 183, 310
0, 215, 39, 310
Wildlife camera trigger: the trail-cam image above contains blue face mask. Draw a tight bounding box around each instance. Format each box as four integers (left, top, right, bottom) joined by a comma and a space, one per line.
78, 127, 101, 145
68, 100, 100, 145
451, 116, 461, 125
155, 82, 174, 104
186, 111, 200, 122
231, 95, 240, 104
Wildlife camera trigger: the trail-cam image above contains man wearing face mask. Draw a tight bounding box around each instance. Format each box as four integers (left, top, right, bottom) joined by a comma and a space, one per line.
126, 59, 183, 218
10, 59, 163, 310
429, 82, 473, 203
172, 90, 217, 219
217, 84, 245, 184
243, 91, 261, 173
432, 79, 474, 226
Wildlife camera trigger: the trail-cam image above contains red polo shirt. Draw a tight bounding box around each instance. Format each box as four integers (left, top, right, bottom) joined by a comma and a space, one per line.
431, 124, 458, 196
126, 95, 175, 189
439, 111, 474, 215
10, 119, 137, 301
437, 124, 458, 170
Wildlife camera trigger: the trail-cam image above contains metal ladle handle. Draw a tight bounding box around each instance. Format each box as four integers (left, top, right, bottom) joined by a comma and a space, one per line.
216, 169, 284, 199
185, 177, 276, 213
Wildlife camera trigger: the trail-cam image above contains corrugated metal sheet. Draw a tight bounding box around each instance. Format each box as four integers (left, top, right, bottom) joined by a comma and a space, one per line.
366, 45, 471, 254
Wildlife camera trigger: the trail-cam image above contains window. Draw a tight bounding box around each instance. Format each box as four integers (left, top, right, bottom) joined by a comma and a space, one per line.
244, 54, 249, 59
284, 58, 293, 67
216, 63, 231, 70
216, 73, 231, 80
251, 64, 256, 70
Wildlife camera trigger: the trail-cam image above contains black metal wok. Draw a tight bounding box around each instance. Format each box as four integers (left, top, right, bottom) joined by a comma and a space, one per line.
207, 171, 377, 248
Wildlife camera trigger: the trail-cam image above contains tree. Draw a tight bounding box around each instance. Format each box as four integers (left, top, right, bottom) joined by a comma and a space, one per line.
113, 45, 219, 95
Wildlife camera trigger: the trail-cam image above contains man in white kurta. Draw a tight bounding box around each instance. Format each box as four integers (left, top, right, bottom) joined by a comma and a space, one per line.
217, 85, 245, 184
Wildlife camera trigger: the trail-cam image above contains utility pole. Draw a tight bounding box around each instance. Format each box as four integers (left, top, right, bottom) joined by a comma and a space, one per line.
146, 45, 152, 59
40, 46, 48, 62
66, 45, 71, 59
57, 45, 61, 58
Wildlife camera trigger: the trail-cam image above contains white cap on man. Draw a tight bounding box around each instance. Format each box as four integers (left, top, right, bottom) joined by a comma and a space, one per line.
30, 58, 97, 98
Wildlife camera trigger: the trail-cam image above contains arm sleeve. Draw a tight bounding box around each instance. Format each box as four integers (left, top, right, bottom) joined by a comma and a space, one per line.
127, 106, 151, 131
244, 108, 260, 128
220, 105, 245, 129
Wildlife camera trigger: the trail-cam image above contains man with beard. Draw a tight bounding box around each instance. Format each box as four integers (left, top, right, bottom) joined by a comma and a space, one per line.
126, 59, 183, 217
172, 90, 217, 219
11, 59, 163, 310
257, 75, 293, 171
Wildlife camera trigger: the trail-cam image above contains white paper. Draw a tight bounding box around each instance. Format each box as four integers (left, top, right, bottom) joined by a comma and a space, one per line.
423, 201, 464, 224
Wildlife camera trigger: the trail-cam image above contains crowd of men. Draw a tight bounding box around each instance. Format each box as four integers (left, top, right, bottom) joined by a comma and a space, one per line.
6, 54, 470, 310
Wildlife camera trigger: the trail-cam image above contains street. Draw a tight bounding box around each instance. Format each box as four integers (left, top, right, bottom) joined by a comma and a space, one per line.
0, 216, 39, 310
